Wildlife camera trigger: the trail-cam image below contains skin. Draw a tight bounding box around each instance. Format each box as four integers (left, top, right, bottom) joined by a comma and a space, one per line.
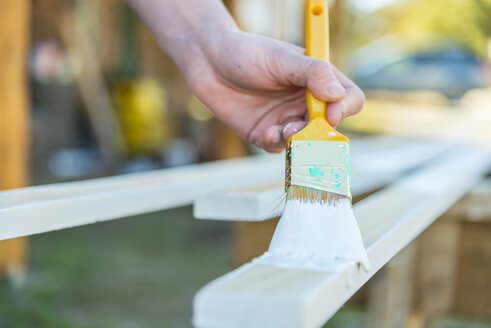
128, 0, 365, 153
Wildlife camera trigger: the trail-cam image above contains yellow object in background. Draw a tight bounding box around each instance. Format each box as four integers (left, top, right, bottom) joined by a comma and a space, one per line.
114, 77, 173, 155
187, 95, 214, 121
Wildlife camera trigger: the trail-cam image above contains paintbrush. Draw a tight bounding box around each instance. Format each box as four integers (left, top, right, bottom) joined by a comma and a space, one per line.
257, 0, 369, 271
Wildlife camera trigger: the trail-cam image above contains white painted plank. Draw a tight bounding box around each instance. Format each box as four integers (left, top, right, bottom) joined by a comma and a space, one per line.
193, 146, 490, 328
0, 155, 283, 241
0, 136, 423, 240
194, 138, 452, 221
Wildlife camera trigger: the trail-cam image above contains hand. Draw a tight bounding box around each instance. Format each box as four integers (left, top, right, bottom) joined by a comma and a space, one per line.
128, 0, 365, 153
188, 30, 365, 153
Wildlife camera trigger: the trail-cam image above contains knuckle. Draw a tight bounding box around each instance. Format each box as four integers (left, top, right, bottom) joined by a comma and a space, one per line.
354, 87, 366, 113
306, 60, 337, 95
308, 60, 332, 79
346, 86, 365, 115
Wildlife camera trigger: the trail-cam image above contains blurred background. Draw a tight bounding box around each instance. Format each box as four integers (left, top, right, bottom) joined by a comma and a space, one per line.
0, 0, 490, 327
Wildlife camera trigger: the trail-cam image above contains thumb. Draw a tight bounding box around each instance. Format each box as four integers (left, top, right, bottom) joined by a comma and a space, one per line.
277, 51, 347, 102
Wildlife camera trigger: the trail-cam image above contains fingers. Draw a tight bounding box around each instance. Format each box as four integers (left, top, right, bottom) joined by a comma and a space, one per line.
255, 46, 365, 153
252, 121, 308, 153
278, 51, 346, 102
281, 121, 307, 141
276, 49, 365, 127
326, 66, 366, 126
261, 125, 285, 153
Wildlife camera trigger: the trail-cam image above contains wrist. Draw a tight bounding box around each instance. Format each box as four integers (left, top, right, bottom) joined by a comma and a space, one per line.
174, 16, 239, 83
135, 0, 238, 80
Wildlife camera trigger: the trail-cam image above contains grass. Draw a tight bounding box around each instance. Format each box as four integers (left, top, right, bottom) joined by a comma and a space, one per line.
0, 207, 232, 328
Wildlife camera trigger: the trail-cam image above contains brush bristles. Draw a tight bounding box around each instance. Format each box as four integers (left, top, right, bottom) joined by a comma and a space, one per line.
285, 141, 293, 191
286, 185, 348, 205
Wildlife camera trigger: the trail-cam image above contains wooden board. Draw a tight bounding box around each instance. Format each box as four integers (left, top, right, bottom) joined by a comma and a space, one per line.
194, 138, 452, 221
193, 146, 490, 328
0, 155, 282, 241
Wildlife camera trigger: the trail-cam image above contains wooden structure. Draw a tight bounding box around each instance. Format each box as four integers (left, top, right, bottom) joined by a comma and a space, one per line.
0, 0, 30, 282
192, 145, 490, 328
0, 135, 490, 327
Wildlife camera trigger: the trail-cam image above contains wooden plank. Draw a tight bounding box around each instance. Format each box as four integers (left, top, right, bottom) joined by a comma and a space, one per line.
0, 155, 282, 241
0, 0, 30, 279
194, 138, 452, 221
193, 146, 490, 328
226, 137, 438, 266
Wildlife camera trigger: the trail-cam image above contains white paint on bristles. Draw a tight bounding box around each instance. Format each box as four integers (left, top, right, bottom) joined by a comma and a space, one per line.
256, 197, 370, 272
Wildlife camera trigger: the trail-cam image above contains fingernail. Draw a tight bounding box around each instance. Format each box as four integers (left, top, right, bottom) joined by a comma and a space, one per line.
282, 122, 293, 134
326, 80, 346, 97
334, 100, 347, 127
333, 110, 343, 128
272, 130, 282, 144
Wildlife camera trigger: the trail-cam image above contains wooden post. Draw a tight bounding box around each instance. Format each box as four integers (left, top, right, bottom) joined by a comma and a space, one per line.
216, 122, 254, 267
211, 0, 253, 265
368, 244, 417, 328
415, 219, 461, 325
0, 0, 31, 283
233, 218, 279, 266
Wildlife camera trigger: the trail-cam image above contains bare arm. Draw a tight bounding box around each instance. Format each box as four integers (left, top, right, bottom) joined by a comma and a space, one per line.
128, 0, 236, 78
128, 0, 365, 152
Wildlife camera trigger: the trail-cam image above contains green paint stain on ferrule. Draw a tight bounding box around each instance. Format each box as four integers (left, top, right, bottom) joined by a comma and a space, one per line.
288, 140, 352, 198
309, 165, 325, 177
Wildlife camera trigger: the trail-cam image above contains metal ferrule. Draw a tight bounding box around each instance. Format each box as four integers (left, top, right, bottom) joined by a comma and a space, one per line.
285, 140, 351, 198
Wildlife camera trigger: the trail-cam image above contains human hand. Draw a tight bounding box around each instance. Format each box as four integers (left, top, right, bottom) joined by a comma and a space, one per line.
128, 0, 365, 153
188, 30, 365, 152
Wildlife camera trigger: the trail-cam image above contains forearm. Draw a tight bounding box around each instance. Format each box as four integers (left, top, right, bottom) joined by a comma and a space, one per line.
128, 0, 238, 77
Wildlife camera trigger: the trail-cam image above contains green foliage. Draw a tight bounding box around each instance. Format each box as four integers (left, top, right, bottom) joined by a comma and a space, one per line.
347, 0, 491, 57
387, 0, 491, 56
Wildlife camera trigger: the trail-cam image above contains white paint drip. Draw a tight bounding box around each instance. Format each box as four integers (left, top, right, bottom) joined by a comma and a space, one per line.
255, 198, 370, 272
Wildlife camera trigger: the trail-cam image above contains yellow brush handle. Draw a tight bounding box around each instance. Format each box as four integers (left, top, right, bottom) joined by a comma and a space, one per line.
306, 0, 329, 121
289, 0, 347, 142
